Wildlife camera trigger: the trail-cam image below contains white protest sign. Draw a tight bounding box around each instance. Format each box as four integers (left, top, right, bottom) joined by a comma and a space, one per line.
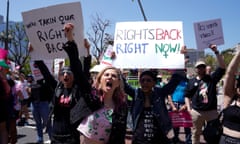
29, 60, 53, 81
101, 45, 113, 66
194, 18, 224, 49
113, 21, 185, 69
22, 2, 86, 60
53, 58, 65, 78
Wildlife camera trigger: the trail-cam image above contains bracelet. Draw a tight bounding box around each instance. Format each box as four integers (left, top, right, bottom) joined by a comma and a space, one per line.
215, 51, 219, 55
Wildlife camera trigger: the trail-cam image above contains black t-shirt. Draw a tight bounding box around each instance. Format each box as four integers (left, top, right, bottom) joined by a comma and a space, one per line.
52, 88, 75, 135
133, 107, 162, 144
184, 67, 225, 111
30, 80, 53, 102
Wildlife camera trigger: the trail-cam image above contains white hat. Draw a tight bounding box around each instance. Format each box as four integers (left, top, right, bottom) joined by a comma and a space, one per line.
195, 61, 206, 68
90, 64, 107, 73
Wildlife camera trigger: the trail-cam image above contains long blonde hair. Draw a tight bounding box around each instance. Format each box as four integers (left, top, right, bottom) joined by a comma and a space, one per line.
95, 66, 126, 111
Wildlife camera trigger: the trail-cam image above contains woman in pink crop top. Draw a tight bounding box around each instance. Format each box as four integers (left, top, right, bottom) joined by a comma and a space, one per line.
77, 66, 127, 144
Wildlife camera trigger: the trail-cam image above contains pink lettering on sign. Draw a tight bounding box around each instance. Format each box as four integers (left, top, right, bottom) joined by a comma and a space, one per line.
156, 29, 182, 40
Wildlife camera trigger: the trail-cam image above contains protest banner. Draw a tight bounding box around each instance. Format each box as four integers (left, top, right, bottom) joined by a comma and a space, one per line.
112, 21, 185, 69
194, 18, 224, 49
22, 2, 86, 60
169, 111, 193, 128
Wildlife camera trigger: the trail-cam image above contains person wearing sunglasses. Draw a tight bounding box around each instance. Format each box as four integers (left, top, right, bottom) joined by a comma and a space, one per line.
34, 22, 128, 144
184, 44, 226, 144
123, 70, 183, 144
32, 23, 94, 144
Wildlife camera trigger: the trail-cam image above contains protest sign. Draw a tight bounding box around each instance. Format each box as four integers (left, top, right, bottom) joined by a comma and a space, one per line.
194, 18, 224, 49
169, 111, 193, 128
53, 58, 65, 78
112, 21, 185, 69
101, 45, 114, 66
22, 2, 86, 60
29, 60, 53, 81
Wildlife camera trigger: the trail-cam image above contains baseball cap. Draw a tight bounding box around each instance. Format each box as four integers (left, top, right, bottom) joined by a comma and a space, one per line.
195, 61, 206, 68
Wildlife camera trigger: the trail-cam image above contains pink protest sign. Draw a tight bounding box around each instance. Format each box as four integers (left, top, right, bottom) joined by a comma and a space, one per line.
0, 48, 8, 59
169, 111, 193, 128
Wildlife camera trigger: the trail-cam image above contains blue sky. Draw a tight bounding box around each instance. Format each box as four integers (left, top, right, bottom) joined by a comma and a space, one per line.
0, 0, 239, 52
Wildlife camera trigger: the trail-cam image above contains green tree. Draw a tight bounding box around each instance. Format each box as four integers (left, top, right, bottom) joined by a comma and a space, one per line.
0, 23, 30, 73
204, 48, 235, 69
205, 54, 216, 68
221, 48, 235, 66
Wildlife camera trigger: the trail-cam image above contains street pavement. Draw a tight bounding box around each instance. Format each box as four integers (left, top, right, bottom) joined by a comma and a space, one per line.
16, 118, 50, 144
16, 118, 206, 144
15, 80, 224, 144
17, 98, 223, 144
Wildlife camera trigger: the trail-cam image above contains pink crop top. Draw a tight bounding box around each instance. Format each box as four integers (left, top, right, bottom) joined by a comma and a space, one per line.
77, 107, 113, 143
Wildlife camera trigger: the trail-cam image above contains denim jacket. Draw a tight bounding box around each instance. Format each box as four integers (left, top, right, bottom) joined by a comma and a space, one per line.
124, 73, 182, 136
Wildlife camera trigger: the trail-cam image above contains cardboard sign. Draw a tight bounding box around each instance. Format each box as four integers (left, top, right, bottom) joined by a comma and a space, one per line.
169, 111, 193, 128
101, 45, 114, 66
194, 18, 224, 49
53, 58, 65, 76
22, 2, 86, 60
29, 60, 53, 81
112, 21, 185, 69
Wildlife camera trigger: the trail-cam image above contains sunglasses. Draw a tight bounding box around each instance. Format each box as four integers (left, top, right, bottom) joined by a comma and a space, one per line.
140, 78, 153, 83
196, 65, 206, 69
60, 70, 73, 76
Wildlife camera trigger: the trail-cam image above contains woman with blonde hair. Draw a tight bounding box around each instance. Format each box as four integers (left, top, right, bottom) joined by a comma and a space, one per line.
78, 66, 128, 144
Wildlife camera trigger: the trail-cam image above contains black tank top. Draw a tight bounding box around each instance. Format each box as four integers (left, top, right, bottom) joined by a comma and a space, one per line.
223, 104, 240, 131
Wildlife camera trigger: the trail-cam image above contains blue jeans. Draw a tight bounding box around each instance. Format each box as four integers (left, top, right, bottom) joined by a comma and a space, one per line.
32, 101, 52, 142
173, 127, 192, 144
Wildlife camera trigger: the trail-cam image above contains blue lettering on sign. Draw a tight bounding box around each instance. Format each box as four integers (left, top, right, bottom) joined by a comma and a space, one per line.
116, 43, 149, 54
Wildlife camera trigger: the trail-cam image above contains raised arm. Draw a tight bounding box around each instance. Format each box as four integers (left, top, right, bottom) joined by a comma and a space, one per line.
62, 23, 91, 93
209, 44, 226, 69
223, 51, 240, 108
34, 60, 58, 89
83, 39, 92, 81
28, 42, 57, 89
122, 76, 135, 97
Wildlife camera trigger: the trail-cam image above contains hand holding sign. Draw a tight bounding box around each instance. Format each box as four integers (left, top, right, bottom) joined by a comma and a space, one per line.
180, 45, 187, 54
209, 44, 217, 52
63, 23, 74, 41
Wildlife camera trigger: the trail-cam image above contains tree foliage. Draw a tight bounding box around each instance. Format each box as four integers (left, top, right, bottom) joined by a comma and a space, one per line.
87, 14, 113, 64
221, 48, 235, 66
204, 48, 235, 69
0, 23, 30, 73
